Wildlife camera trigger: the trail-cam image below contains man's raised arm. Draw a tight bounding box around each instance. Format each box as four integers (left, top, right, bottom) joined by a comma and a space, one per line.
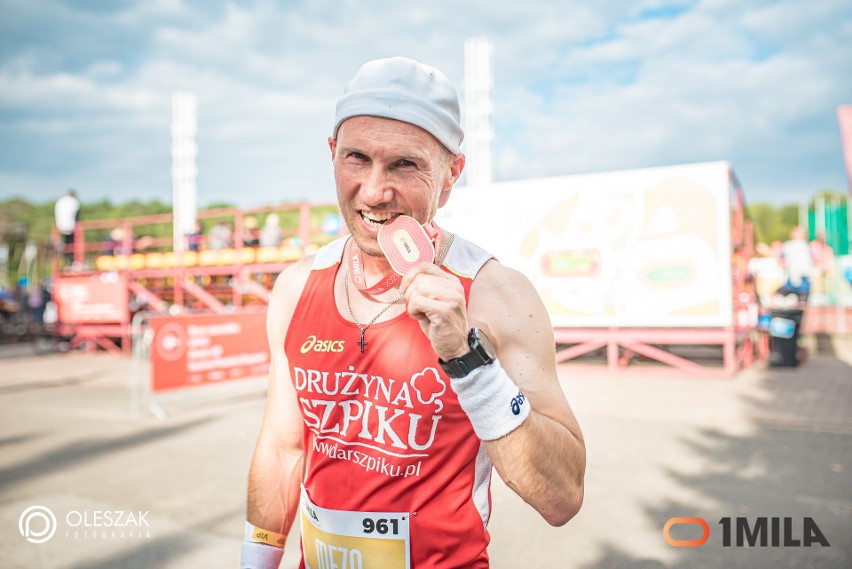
473, 261, 585, 526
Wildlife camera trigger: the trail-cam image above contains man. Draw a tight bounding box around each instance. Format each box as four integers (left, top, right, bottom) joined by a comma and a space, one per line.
776, 226, 814, 306
54, 188, 80, 267
242, 57, 585, 568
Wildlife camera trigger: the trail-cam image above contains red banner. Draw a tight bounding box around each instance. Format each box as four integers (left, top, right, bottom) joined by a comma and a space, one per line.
839, 105, 852, 196
149, 310, 269, 392
54, 273, 129, 324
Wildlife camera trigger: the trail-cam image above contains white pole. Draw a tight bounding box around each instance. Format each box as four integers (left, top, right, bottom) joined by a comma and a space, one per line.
464, 36, 494, 188
171, 92, 198, 255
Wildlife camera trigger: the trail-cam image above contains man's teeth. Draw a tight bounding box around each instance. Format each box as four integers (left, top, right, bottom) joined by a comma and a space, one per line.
361, 212, 399, 226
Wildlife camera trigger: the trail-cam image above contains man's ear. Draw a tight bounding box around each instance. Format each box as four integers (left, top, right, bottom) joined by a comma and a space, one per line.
439, 153, 465, 207
328, 137, 337, 159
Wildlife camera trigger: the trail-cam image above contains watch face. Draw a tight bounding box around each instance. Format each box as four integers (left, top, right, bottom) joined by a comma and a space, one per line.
472, 329, 497, 360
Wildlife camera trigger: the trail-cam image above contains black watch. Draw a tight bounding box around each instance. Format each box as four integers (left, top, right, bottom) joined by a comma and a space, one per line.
439, 328, 497, 378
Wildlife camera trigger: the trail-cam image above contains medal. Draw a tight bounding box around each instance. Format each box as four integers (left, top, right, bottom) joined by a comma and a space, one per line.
378, 216, 438, 275
346, 216, 441, 297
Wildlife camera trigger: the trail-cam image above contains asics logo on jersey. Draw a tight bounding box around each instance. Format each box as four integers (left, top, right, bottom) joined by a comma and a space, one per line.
301, 335, 345, 354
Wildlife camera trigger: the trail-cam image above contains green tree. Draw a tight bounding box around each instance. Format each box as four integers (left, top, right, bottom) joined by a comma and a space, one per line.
747, 202, 800, 244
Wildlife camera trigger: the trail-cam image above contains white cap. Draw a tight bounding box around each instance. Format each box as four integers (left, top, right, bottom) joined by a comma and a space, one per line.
333, 57, 464, 154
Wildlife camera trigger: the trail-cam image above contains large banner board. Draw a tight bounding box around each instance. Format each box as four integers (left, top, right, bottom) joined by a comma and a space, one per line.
149, 310, 269, 392
439, 162, 735, 328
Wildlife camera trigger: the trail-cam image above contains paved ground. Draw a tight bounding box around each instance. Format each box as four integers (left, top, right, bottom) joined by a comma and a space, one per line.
1, 337, 850, 568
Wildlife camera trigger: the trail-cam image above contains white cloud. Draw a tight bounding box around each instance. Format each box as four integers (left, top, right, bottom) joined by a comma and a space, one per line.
0, 0, 850, 208
484, 0, 852, 203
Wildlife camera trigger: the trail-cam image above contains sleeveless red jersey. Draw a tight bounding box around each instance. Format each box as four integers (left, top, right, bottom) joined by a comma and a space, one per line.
284, 234, 494, 568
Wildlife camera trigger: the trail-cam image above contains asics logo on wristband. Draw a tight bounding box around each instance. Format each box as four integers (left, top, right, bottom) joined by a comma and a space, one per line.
301, 335, 345, 353
510, 391, 526, 416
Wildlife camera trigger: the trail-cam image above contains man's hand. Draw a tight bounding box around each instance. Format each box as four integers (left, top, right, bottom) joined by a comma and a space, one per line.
400, 263, 469, 361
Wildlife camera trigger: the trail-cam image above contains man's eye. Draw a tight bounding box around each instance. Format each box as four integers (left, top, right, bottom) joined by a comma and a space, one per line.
348, 152, 368, 161
396, 160, 416, 168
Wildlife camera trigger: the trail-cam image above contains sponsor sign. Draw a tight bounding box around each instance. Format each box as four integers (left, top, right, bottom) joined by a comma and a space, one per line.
149, 310, 269, 392
53, 273, 128, 324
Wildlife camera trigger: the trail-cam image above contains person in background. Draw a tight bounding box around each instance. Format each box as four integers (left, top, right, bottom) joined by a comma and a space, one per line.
208, 221, 233, 251
259, 213, 282, 248
54, 188, 80, 267
26, 281, 46, 326
243, 216, 260, 247
0, 285, 18, 322
188, 221, 204, 251
808, 232, 836, 305
105, 228, 127, 256
775, 226, 814, 307
749, 242, 786, 307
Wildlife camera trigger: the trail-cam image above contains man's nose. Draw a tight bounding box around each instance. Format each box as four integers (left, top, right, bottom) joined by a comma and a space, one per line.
360, 166, 394, 206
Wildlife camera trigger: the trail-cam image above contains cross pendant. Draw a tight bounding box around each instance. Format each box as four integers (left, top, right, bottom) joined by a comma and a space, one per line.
358, 329, 368, 353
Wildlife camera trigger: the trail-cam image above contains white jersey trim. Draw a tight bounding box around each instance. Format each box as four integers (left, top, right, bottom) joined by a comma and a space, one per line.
311, 236, 348, 271
441, 234, 493, 280
472, 443, 493, 528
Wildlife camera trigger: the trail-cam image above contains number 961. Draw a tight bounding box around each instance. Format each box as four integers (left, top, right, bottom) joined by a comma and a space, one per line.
362, 517, 399, 535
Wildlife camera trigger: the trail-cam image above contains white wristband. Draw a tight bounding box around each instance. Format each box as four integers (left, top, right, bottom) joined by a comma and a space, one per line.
449, 358, 531, 441
240, 521, 284, 569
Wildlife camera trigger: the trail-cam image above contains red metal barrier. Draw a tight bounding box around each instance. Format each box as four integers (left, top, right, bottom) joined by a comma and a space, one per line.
554, 326, 756, 377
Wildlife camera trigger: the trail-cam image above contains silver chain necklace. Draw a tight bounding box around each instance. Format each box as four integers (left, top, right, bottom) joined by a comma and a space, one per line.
436, 232, 454, 267
344, 231, 455, 353
344, 271, 405, 353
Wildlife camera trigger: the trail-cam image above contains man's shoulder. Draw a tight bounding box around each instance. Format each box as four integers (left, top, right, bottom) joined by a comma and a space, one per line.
267, 255, 316, 336
472, 258, 534, 297
271, 255, 315, 297
442, 234, 493, 281
55, 195, 76, 209
269, 237, 346, 303
311, 236, 348, 270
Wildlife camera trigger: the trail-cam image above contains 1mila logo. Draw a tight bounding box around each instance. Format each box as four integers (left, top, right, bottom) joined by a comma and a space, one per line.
19, 506, 57, 544
664, 517, 830, 547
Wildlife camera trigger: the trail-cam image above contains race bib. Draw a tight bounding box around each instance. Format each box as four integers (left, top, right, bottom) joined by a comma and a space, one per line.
300, 486, 411, 569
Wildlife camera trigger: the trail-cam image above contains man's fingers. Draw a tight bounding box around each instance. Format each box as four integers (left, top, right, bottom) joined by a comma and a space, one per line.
405, 294, 469, 360
400, 262, 453, 295
402, 265, 464, 305
406, 294, 457, 322
400, 261, 468, 360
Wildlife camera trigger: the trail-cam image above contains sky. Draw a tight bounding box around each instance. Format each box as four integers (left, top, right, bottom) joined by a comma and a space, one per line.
1, 0, 850, 209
